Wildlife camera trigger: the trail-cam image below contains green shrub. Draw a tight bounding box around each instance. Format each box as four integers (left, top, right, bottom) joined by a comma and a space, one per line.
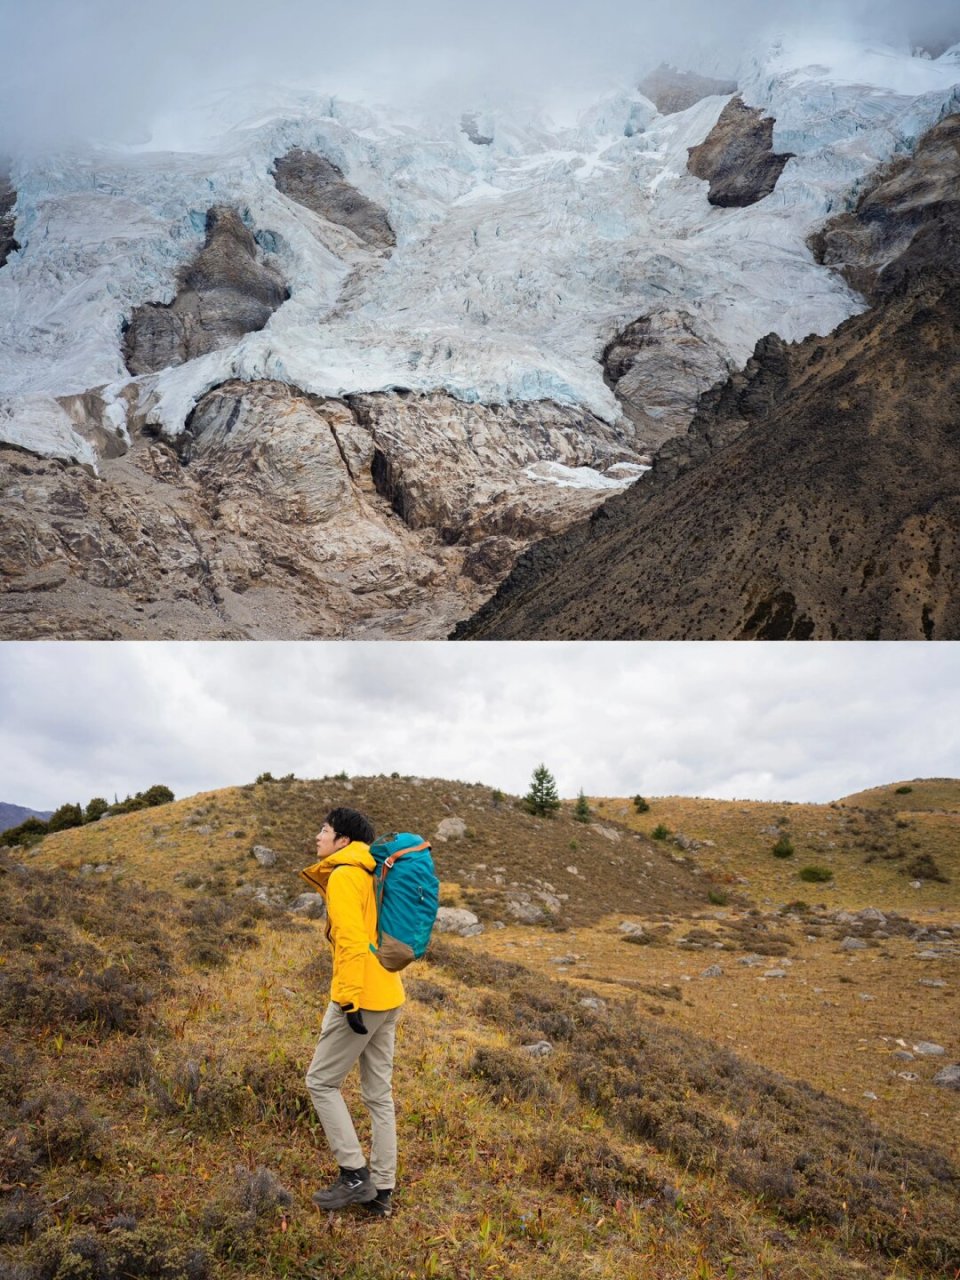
772, 835, 795, 858
84, 797, 110, 823
904, 853, 949, 883
0, 816, 48, 847
895, 785, 913, 795
651, 823, 669, 841
707, 889, 729, 906
633, 795, 650, 814
47, 803, 83, 833
799, 865, 833, 883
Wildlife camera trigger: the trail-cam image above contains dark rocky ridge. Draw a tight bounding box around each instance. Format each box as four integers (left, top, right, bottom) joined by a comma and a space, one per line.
809, 112, 960, 301
0, 171, 18, 268
122, 206, 288, 376
272, 148, 395, 249
687, 96, 795, 207
461, 114, 494, 146
453, 114, 960, 641
638, 65, 739, 115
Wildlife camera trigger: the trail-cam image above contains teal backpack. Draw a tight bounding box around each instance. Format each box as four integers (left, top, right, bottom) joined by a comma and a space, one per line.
368, 833, 440, 972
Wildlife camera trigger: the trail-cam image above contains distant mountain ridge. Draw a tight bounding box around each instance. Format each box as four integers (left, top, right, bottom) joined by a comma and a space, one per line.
0, 801, 52, 832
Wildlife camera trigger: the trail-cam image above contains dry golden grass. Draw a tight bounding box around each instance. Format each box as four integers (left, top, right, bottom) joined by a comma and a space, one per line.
3, 775, 959, 1280
838, 779, 960, 815
592, 792, 960, 914
478, 917, 959, 1164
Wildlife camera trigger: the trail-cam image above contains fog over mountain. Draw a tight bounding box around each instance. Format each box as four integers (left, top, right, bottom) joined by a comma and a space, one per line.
2, 0, 959, 152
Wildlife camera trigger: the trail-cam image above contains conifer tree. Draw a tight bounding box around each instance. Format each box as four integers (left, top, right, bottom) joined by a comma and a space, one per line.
574, 789, 591, 823
524, 764, 561, 817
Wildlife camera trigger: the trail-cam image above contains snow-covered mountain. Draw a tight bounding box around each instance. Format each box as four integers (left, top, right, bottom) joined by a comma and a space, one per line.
2, 34, 957, 464
0, 33, 958, 640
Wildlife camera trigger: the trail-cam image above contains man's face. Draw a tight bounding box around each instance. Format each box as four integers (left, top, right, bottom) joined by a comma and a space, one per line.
316, 821, 345, 859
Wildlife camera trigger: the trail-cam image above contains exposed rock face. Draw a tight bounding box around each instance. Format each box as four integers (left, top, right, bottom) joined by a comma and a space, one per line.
0, 386, 638, 639
453, 117, 960, 641
0, 173, 18, 268
460, 114, 494, 146
602, 312, 729, 450
272, 149, 395, 250
122, 206, 288, 376
809, 113, 960, 300
687, 96, 794, 207
638, 65, 739, 115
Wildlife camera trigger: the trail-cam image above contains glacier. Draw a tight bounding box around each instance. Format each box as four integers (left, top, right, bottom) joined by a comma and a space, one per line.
0, 32, 958, 463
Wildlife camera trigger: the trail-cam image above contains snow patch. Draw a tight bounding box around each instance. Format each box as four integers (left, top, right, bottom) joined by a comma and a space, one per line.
523, 460, 649, 490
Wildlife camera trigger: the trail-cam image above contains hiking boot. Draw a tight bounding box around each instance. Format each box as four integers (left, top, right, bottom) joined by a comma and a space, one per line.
312, 1166, 377, 1209
360, 1188, 393, 1218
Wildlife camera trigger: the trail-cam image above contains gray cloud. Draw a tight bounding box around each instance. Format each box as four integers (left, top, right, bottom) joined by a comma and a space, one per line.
1, 0, 958, 153
1, 642, 957, 811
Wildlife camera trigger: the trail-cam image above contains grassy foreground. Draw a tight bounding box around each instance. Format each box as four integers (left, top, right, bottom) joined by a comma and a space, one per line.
1, 775, 958, 1279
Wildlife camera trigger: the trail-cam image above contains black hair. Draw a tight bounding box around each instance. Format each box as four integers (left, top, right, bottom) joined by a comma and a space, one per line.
325, 807, 375, 845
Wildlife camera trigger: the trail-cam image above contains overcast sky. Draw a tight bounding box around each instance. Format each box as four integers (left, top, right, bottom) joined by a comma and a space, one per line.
1, 0, 959, 153
1, 642, 957, 812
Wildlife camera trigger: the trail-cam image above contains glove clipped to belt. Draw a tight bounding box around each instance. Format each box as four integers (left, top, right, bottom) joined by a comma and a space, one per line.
338, 1002, 367, 1035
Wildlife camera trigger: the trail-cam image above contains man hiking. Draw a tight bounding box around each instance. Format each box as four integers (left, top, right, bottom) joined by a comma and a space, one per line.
302, 807, 403, 1218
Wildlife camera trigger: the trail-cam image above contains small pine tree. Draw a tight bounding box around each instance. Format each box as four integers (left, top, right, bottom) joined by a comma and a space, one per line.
574, 790, 591, 823
524, 764, 560, 818
633, 795, 650, 814
651, 823, 669, 840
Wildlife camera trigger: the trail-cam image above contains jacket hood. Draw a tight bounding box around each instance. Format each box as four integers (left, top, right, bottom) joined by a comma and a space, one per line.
300, 840, 375, 895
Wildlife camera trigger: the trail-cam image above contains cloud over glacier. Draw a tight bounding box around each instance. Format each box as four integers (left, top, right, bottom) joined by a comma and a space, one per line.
1, 0, 959, 151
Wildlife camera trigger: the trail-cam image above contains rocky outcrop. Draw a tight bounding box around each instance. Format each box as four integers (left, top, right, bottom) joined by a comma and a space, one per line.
809, 113, 960, 301
453, 116, 960, 641
687, 96, 794, 207
272, 149, 395, 250
638, 65, 738, 116
460, 114, 494, 146
601, 311, 728, 450
122, 207, 288, 376
0, 385, 639, 639
0, 172, 18, 268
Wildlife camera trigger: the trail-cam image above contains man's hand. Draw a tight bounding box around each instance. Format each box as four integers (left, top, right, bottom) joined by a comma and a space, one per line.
340, 1004, 368, 1035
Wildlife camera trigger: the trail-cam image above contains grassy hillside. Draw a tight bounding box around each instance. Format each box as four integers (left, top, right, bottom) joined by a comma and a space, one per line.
837, 778, 960, 815
2, 776, 958, 1280
593, 788, 960, 913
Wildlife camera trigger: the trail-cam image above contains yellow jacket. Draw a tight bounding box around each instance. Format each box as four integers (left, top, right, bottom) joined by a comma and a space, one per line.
301, 841, 405, 1012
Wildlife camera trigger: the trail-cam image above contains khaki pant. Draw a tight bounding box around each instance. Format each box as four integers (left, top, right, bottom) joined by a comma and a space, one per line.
305, 1002, 401, 1189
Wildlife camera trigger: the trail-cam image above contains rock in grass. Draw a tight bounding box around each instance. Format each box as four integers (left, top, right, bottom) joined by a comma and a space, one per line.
521, 1041, 553, 1057
933, 1064, 960, 1089
289, 893, 326, 919
435, 907, 483, 937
